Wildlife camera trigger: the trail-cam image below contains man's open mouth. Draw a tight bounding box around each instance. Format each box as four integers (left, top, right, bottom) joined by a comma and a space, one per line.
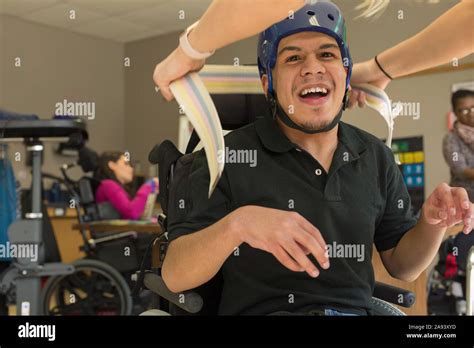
297, 85, 331, 105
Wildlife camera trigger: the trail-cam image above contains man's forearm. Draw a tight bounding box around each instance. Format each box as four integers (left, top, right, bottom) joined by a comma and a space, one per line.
161, 213, 241, 293
387, 215, 446, 282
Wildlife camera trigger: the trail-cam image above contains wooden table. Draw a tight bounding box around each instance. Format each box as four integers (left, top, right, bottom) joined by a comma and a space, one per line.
73, 222, 163, 234
48, 207, 86, 263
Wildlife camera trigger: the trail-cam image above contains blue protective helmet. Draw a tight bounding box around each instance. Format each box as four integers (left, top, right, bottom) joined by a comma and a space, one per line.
256, 1, 352, 134
257, 1, 352, 98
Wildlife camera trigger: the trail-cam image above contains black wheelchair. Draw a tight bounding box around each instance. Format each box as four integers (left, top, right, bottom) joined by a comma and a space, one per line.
428, 231, 474, 315
133, 93, 417, 316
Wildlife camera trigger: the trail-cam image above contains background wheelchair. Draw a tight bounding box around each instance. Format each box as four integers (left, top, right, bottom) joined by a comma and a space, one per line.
39, 147, 158, 315
133, 93, 417, 316
428, 231, 474, 315
1, 144, 152, 315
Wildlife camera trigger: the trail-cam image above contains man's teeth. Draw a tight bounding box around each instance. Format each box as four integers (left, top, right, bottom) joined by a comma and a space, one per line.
300, 87, 328, 96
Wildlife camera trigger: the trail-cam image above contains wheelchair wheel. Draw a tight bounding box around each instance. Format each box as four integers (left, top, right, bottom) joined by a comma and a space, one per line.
41, 259, 133, 315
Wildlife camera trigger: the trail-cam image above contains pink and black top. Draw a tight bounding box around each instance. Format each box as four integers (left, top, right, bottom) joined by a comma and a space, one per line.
95, 179, 154, 220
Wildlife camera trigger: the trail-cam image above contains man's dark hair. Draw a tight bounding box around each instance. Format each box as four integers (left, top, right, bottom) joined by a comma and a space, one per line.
451, 89, 474, 110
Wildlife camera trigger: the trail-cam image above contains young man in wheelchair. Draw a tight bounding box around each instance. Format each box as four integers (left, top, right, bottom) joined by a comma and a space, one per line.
161, 2, 473, 315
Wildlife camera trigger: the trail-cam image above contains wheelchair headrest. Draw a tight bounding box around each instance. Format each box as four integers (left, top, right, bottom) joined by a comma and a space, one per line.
210, 94, 271, 130
77, 177, 120, 221
181, 94, 272, 154
78, 146, 98, 173
149, 140, 184, 216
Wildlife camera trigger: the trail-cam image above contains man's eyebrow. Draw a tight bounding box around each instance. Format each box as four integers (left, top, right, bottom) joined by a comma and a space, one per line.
277, 46, 302, 56
320, 43, 339, 50
278, 43, 339, 56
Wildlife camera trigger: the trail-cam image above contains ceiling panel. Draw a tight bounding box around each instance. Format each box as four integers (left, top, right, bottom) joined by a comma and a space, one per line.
0, 0, 212, 42
22, 2, 108, 28
65, 0, 167, 16
73, 17, 149, 41
0, 0, 63, 16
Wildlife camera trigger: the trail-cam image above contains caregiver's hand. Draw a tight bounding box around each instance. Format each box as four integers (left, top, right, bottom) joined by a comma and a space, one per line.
348, 59, 392, 109
153, 45, 206, 101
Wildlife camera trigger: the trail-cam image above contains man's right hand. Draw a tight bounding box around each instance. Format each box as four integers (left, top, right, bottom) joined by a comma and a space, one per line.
230, 205, 330, 278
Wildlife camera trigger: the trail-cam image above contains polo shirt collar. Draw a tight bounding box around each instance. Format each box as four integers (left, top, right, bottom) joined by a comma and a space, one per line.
255, 115, 295, 153
255, 115, 367, 157
337, 121, 367, 160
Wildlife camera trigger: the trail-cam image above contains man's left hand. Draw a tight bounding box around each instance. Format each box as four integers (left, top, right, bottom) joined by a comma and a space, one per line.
422, 183, 473, 234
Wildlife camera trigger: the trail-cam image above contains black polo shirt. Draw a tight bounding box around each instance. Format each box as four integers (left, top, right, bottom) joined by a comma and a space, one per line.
167, 115, 418, 315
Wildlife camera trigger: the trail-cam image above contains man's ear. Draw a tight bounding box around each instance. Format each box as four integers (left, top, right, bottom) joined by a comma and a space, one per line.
261, 74, 269, 97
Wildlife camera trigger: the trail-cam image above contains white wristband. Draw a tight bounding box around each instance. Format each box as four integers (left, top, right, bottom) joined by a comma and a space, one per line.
179, 21, 215, 60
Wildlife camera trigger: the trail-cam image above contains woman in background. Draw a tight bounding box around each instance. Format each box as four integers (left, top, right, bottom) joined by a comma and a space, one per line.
443, 90, 474, 202
95, 151, 158, 220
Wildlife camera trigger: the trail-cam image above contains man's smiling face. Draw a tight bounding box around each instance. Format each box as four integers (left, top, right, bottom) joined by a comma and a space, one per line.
263, 31, 347, 132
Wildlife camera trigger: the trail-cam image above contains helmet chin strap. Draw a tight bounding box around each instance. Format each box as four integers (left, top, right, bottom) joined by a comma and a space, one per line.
269, 90, 349, 135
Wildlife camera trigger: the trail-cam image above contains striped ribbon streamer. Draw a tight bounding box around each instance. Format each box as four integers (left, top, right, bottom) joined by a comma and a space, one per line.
170, 72, 225, 197
350, 83, 400, 148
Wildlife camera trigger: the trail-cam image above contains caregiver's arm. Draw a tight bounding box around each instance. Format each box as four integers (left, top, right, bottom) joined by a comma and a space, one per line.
185, 0, 305, 56
153, 0, 306, 101
350, 0, 474, 100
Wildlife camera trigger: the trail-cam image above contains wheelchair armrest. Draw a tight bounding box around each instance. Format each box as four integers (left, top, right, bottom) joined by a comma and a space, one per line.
373, 281, 415, 308
136, 271, 203, 314
88, 231, 137, 247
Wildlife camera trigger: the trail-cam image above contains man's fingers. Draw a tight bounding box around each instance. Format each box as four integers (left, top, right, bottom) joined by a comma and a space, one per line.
294, 214, 327, 250
452, 187, 471, 213
426, 185, 473, 231
447, 190, 473, 232
294, 215, 329, 267
284, 240, 319, 278
273, 245, 303, 272
462, 202, 473, 234
294, 231, 329, 270
296, 242, 310, 255
435, 184, 457, 224
424, 204, 444, 223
